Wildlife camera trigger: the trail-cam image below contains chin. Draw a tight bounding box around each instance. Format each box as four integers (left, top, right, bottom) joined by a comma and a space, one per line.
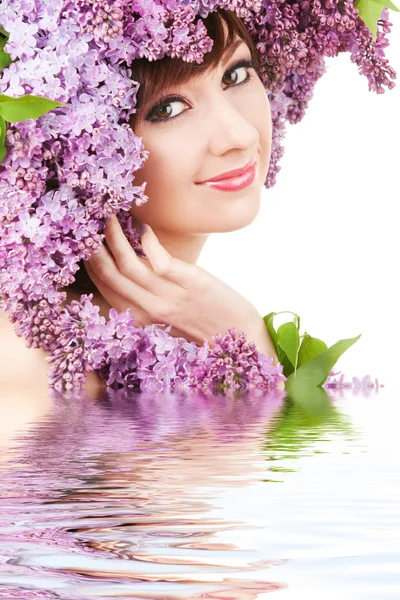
211, 190, 262, 233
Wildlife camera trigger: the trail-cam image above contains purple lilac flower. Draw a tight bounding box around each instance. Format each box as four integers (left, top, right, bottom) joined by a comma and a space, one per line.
0, 0, 396, 393
189, 327, 286, 395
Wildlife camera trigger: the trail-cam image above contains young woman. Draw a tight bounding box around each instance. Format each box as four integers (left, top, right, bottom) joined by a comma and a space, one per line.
67, 9, 278, 379
0, 1, 395, 395
0, 9, 278, 396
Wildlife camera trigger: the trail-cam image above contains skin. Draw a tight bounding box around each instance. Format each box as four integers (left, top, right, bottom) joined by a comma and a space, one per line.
128, 35, 272, 263
85, 30, 277, 359
0, 28, 280, 418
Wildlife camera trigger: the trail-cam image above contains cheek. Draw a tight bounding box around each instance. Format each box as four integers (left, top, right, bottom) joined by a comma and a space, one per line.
256, 91, 272, 140
130, 136, 195, 226
136, 136, 190, 191
141, 134, 202, 214
254, 93, 272, 170
131, 149, 165, 197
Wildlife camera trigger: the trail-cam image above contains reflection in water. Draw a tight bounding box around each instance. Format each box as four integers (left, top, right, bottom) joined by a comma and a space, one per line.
0, 389, 288, 599
0, 385, 399, 599
324, 371, 384, 397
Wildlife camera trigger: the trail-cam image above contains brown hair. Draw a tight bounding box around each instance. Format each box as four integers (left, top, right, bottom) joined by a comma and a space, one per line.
130, 8, 260, 128
65, 8, 260, 298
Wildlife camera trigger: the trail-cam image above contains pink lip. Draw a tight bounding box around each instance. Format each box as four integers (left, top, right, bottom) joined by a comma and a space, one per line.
197, 157, 257, 184
196, 158, 257, 192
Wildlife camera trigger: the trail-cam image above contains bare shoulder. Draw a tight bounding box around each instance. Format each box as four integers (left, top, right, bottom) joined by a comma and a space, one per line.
0, 311, 49, 387
0, 312, 106, 398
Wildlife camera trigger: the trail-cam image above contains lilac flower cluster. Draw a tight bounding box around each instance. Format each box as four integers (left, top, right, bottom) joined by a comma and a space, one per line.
44, 292, 285, 393
190, 327, 285, 393
246, 0, 397, 186
0, 0, 396, 393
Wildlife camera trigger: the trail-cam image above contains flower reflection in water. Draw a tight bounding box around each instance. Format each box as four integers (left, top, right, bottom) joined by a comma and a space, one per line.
0, 380, 382, 599
0, 388, 288, 599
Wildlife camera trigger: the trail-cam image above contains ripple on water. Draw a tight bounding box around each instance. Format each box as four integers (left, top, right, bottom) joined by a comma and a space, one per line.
0, 387, 399, 599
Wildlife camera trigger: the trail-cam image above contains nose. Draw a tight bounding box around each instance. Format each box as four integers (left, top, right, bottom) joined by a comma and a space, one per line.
206, 92, 259, 157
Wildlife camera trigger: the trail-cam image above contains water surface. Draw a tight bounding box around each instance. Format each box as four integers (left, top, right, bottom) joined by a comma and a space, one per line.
1, 386, 399, 599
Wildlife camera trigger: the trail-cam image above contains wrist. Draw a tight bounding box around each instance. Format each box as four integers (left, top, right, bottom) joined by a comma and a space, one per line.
245, 314, 278, 364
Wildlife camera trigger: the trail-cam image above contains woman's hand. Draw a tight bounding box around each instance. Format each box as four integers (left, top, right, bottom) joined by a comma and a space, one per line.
84, 216, 276, 358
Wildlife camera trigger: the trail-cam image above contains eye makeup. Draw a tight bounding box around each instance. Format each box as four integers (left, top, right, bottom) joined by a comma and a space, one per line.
145, 58, 257, 125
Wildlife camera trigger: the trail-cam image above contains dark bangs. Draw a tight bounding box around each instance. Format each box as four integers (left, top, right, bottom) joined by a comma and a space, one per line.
63, 10, 259, 299
130, 9, 260, 128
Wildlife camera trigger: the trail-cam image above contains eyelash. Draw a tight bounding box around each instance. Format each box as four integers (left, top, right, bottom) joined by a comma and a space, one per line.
145, 59, 256, 125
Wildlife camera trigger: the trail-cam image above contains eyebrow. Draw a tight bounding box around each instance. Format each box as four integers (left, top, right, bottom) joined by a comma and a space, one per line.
140, 39, 246, 119
221, 39, 246, 68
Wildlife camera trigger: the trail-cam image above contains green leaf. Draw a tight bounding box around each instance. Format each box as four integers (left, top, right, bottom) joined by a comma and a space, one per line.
371, 0, 399, 10
281, 354, 296, 378
298, 333, 328, 367
277, 321, 300, 369
286, 334, 361, 392
0, 31, 11, 67
0, 50, 11, 72
263, 312, 279, 353
263, 311, 302, 376
0, 94, 65, 123
0, 34, 11, 72
355, 0, 392, 40
0, 116, 6, 163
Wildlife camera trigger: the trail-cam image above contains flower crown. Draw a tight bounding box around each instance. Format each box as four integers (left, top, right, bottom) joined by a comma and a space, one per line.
0, 0, 397, 394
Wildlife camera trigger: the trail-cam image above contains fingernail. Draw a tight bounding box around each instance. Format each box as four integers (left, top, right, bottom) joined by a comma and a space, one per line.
140, 223, 148, 235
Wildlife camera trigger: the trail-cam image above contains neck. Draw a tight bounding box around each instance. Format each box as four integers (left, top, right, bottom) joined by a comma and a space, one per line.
132, 217, 209, 265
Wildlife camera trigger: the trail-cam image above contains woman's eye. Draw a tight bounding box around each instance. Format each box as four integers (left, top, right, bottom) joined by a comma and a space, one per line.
146, 60, 254, 124
148, 99, 186, 123
223, 63, 252, 87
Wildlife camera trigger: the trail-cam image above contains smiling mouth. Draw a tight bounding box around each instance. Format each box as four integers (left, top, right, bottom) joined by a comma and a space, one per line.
196, 157, 257, 185
196, 159, 257, 192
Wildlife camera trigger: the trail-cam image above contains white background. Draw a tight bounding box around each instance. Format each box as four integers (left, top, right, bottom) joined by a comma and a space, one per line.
199, 12, 400, 389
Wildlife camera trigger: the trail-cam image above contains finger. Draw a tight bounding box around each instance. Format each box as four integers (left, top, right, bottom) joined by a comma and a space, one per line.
84, 260, 136, 315
142, 224, 197, 289
104, 215, 162, 292
84, 261, 154, 326
85, 243, 166, 320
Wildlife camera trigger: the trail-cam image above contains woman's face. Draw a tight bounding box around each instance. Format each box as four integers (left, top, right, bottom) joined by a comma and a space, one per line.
130, 33, 272, 236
